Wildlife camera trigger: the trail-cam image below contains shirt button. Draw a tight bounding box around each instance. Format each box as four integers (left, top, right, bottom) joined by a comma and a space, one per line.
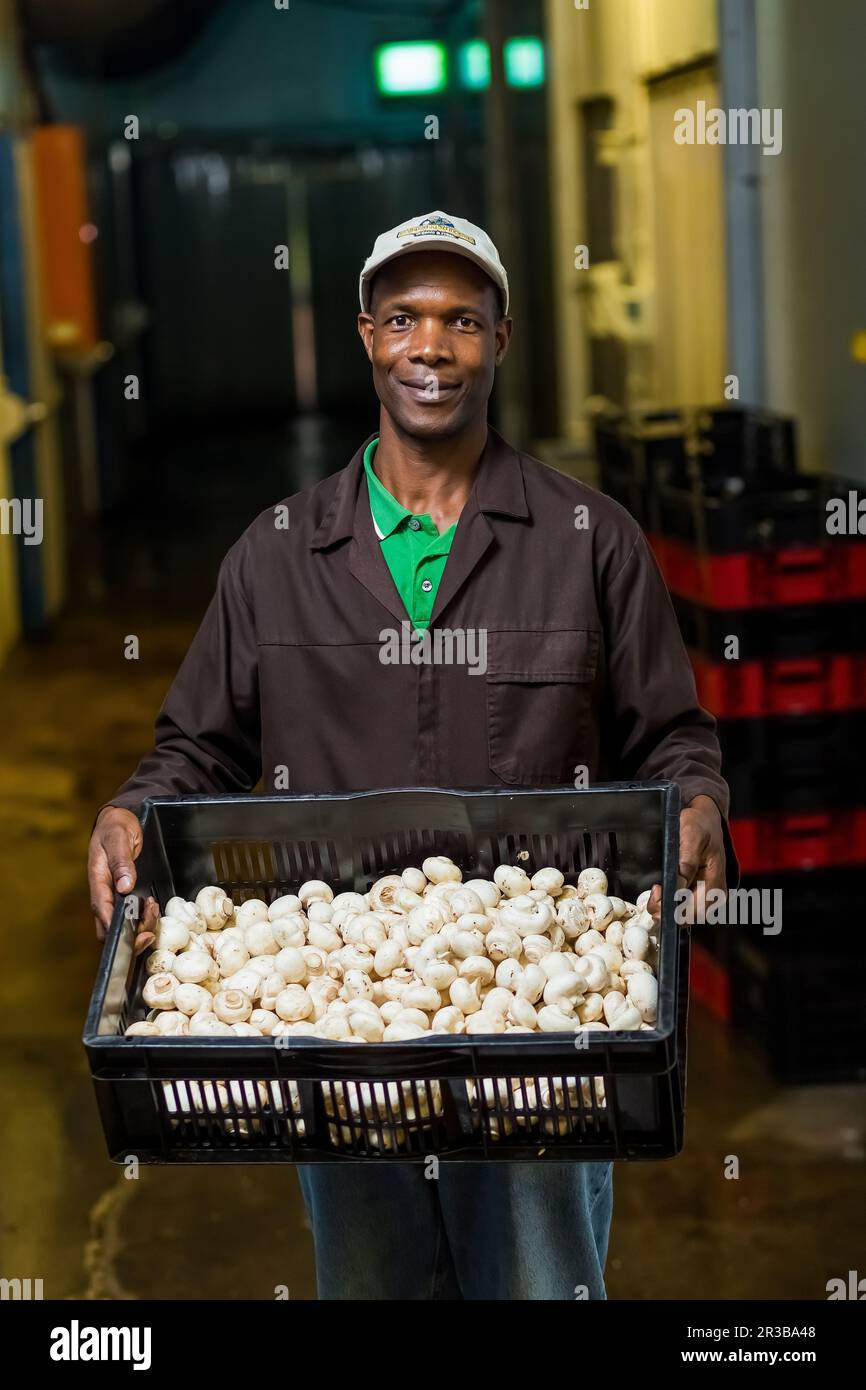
408, 518, 421, 531
421, 579, 433, 593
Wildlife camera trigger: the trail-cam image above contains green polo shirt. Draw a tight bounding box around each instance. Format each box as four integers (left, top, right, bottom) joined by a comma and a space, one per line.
363, 437, 456, 631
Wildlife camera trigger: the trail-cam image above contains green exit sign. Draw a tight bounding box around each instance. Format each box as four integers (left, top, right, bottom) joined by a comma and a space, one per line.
375, 37, 544, 96
375, 42, 447, 96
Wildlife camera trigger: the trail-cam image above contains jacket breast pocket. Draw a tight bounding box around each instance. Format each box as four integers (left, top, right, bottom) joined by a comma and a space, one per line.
486, 629, 600, 786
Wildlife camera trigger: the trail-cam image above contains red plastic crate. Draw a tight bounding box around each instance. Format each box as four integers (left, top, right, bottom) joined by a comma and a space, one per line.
691, 651, 866, 718
650, 534, 866, 609
730, 807, 866, 874
689, 942, 731, 1023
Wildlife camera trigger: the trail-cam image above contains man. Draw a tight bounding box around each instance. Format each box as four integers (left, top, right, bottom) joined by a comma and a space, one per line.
88, 211, 731, 1300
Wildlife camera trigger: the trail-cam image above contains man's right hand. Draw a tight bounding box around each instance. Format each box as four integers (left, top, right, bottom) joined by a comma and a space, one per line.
88, 806, 158, 950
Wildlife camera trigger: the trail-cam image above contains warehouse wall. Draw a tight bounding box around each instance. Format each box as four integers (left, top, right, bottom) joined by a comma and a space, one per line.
756, 0, 866, 478
34, 0, 478, 144
545, 0, 720, 441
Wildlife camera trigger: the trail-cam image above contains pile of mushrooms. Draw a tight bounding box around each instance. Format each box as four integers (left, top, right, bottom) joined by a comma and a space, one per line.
128, 861, 659, 1042
127, 860, 659, 1144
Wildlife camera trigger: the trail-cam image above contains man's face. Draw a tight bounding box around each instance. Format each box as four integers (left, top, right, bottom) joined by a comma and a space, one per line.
358, 250, 512, 439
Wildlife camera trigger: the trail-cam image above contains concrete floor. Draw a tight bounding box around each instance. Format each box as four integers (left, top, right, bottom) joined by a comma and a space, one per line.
1, 422, 864, 1300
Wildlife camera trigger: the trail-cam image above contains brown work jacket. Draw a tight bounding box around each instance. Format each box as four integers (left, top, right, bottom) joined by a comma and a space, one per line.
106, 428, 732, 855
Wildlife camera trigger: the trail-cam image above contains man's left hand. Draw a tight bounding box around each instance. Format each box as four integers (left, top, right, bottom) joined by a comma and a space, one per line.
647, 794, 727, 921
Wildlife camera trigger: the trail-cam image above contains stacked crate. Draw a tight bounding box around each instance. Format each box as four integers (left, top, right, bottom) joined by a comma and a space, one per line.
595, 405, 866, 1082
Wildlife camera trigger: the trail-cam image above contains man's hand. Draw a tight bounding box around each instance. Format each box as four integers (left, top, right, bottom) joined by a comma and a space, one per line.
88, 806, 158, 951
647, 794, 727, 921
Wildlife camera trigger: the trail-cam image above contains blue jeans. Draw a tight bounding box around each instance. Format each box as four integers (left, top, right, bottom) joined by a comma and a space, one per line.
297, 1161, 613, 1300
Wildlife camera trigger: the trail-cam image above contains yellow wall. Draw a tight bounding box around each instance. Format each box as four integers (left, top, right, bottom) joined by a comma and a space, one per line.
546, 0, 722, 440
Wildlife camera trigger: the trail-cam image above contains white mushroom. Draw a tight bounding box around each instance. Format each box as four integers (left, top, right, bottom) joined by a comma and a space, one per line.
577, 992, 605, 1023
486, 925, 523, 962
539, 951, 576, 980
155, 918, 190, 954
213, 988, 253, 1024
422, 855, 462, 885
451, 927, 486, 960
531, 867, 565, 896
274, 947, 307, 983
420, 957, 458, 991
520, 933, 554, 964
342, 970, 375, 1002
515, 963, 546, 1003
393, 1007, 430, 1030
369, 874, 404, 913
603, 990, 630, 1025
582, 893, 616, 930
401, 867, 428, 895
493, 865, 532, 898
626, 972, 659, 1023
164, 899, 208, 934
464, 878, 501, 909
195, 886, 235, 930
153, 1011, 190, 1035
271, 914, 307, 949
275, 985, 313, 1021
267, 894, 303, 921
449, 977, 482, 1015
234, 898, 268, 931
466, 1011, 505, 1035
125, 1021, 160, 1037
173, 983, 212, 1016
244, 920, 279, 957
499, 894, 555, 936
558, 899, 590, 939
577, 953, 609, 992
508, 995, 538, 1029
142, 972, 178, 1010
382, 1022, 428, 1040
543, 972, 586, 1007
407, 901, 449, 944
298, 879, 334, 908
188, 1016, 234, 1036
145, 948, 178, 977
249, 1008, 279, 1035
214, 938, 250, 977
308, 921, 341, 954
609, 1002, 642, 1030
577, 867, 608, 899
349, 1011, 385, 1042
400, 983, 441, 1013
536, 1005, 578, 1033
460, 955, 496, 986
220, 966, 262, 1000
623, 924, 650, 961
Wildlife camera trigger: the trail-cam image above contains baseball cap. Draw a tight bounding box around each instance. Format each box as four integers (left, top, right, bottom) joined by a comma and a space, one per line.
359, 211, 509, 315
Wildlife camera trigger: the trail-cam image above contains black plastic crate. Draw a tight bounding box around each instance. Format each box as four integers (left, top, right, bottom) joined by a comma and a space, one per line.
674, 596, 866, 664
727, 868, 866, 1083
721, 712, 866, 816
655, 471, 866, 555
84, 784, 686, 1164
595, 405, 797, 527
675, 596, 866, 720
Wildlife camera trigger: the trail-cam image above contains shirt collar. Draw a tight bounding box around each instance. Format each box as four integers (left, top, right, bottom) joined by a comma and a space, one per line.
310, 425, 529, 551
362, 438, 409, 540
